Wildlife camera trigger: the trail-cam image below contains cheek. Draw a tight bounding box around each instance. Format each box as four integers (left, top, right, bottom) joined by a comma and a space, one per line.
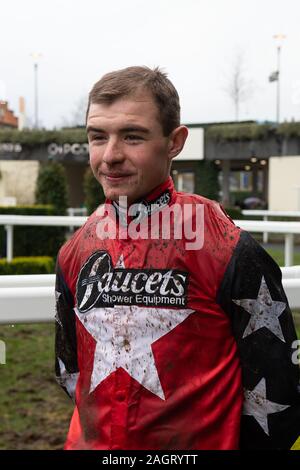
135, 147, 164, 169
89, 148, 100, 168
139, 150, 168, 173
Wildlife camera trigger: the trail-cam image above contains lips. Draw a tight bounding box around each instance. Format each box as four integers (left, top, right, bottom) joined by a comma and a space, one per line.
105, 173, 131, 178
102, 173, 133, 183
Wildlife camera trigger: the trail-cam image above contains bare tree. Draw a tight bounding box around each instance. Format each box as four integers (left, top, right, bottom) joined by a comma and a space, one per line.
60, 95, 88, 128
224, 52, 253, 121
72, 95, 88, 127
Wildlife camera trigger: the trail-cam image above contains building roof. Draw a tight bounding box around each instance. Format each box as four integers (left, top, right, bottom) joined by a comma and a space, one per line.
0, 101, 18, 129
185, 120, 256, 128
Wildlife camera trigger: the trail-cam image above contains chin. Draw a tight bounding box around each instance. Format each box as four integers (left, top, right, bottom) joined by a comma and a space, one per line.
105, 190, 129, 202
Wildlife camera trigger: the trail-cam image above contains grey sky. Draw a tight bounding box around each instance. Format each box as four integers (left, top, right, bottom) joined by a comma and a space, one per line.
1, 0, 300, 129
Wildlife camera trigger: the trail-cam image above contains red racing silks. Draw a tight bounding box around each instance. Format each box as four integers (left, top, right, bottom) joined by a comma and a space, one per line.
56, 177, 276, 450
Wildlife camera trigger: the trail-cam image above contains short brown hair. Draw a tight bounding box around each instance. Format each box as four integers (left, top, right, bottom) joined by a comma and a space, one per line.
86, 66, 180, 136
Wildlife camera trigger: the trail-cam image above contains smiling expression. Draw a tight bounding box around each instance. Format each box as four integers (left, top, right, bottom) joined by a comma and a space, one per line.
87, 92, 178, 205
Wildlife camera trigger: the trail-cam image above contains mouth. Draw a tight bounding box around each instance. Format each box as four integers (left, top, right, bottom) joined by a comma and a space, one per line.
102, 173, 133, 183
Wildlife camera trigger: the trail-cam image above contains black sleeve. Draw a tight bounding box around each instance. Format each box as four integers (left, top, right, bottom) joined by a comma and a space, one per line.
217, 230, 300, 449
55, 260, 79, 401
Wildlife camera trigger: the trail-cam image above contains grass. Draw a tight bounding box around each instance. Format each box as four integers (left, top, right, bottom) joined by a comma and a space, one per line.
265, 247, 300, 267
265, 248, 300, 337
293, 312, 300, 339
0, 314, 299, 450
0, 323, 73, 450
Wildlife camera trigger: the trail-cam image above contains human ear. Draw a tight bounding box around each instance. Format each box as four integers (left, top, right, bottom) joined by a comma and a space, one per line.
167, 126, 189, 161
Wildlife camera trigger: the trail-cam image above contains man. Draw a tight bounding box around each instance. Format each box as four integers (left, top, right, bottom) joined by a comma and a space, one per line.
55, 66, 299, 450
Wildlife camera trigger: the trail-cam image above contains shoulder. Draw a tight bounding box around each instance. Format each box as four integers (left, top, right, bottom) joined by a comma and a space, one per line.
175, 190, 240, 236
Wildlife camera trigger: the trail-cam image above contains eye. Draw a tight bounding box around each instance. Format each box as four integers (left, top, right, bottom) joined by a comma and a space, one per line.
125, 134, 144, 143
91, 134, 106, 142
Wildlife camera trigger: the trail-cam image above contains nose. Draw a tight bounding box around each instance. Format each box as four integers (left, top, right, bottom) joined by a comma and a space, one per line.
102, 138, 124, 165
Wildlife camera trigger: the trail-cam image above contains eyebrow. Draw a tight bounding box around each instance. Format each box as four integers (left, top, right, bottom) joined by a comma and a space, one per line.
86, 125, 150, 134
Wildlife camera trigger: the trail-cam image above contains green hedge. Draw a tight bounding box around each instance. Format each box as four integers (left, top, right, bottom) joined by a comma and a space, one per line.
224, 207, 243, 220
1, 122, 300, 147
205, 123, 273, 142
277, 122, 300, 138
205, 121, 300, 142
35, 162, 69, 215
0, 256, 55, 274
83, 168, 105, 215
194, 161, 220, 201
0, 205, 66, 258
0, 129, 87, 146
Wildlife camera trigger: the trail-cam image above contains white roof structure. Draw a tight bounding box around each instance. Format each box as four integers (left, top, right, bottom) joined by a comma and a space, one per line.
176, 127, 204, 161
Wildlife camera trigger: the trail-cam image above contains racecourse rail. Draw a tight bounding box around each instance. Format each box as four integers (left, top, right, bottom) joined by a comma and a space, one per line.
0, 214, 300, 324
0, 267, 299, 324
242, 209, 300, 244
1, 214, 300, 266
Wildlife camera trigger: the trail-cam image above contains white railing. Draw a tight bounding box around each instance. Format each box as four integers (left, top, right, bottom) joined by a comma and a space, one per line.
0, 215, 87, 262
0, 269, 299, 324
281, 266, 300, 310
242, 210, 300, 218
0, 274, 54, 287
67, 208, 87, 231
242, 210, 300, 243
235, 220, 300, 267
0, 274, 55, 323
67, 207, 87, 217
1, 215, 300, 266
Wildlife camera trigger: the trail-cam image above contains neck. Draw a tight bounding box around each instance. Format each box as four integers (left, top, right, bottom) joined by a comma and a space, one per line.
111, 177, 175, 224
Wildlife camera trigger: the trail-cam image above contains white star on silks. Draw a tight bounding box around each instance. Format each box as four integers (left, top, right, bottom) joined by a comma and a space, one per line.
115, 254, 125, 268
75, 305, 194, 399
56, 358, 79, 401
233, 276, 286, 342
243, 378, 290, 435
55, 290, 63, 327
